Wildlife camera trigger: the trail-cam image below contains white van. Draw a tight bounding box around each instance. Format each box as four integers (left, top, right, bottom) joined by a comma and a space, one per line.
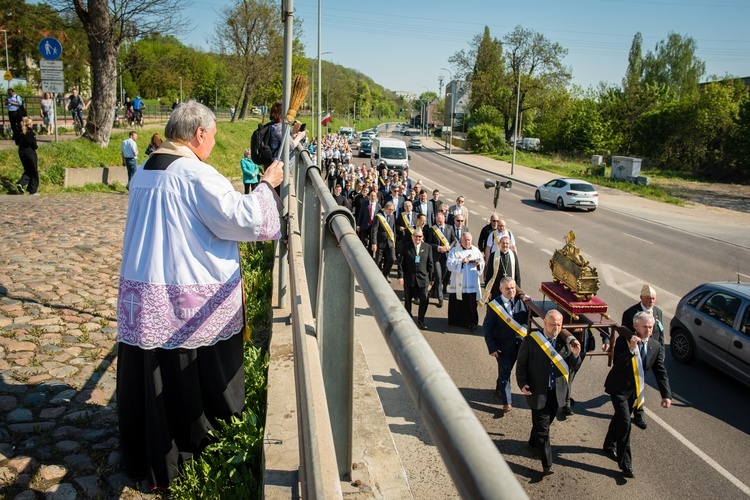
519, 137, 541, 151
339, 127, 355, 143
371, 138, 410, 173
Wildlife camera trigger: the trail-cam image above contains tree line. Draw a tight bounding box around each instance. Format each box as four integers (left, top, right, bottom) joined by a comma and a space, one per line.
457, 25, 750, 183
4, 0, 405, 146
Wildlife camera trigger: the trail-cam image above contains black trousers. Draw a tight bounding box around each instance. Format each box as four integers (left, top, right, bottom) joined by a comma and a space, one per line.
18, 148, 39, 194
116, 333, 245, 488
404, 283, 429, 322
603, 393, 634, 471
529, 388, 559, 468
374, 242, 395, 277
8, 110, 21, 134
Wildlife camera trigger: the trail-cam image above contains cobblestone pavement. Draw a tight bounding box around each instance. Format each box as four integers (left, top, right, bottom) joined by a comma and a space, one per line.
0, 193, 161, 499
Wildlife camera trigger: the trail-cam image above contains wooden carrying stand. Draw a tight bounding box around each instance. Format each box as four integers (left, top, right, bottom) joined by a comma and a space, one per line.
523, 282, 631, 366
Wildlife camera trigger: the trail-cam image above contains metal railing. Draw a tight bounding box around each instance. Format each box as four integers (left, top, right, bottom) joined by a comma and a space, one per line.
286, 144, 528, 499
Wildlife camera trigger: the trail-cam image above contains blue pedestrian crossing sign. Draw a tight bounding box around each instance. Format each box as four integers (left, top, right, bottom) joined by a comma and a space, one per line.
39, 38, 63, 60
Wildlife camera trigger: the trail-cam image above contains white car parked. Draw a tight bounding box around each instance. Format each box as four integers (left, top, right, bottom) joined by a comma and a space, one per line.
535, 178, 599, 211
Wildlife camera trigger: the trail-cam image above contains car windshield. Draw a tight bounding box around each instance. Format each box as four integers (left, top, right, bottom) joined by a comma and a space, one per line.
381, 147, 407, 160
569, 183, 595, 192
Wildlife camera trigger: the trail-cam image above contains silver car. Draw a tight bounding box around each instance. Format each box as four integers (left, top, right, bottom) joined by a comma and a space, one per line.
670, 282, 750, 388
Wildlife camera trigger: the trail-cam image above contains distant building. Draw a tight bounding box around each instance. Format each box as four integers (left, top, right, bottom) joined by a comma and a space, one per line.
443, 80, 471, 132
395, 91, 418, 101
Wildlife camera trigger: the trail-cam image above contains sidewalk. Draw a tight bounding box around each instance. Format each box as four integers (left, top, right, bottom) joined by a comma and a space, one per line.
420, 136, 750, 249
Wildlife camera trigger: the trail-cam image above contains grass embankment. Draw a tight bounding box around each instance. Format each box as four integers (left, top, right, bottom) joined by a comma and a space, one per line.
0, 119, 262, 194
489, 149, 686, 205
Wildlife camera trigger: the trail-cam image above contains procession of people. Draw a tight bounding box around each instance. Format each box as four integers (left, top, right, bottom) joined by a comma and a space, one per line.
312, 129, 673, 481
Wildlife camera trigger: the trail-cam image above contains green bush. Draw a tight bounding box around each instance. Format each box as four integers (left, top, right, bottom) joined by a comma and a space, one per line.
472, 105, 504, 127
467, 124, 507, 154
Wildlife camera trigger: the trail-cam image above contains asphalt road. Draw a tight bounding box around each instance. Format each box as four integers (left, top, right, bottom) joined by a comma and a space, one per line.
384, 138, 750, 499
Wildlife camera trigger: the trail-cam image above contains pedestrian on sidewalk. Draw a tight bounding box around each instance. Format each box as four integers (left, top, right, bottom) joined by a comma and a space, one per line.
40, 92, 55, 135
15, 117, 39, 195
240, 147, 261, 193
121, 131, 139, 188
115, 100, 285, 489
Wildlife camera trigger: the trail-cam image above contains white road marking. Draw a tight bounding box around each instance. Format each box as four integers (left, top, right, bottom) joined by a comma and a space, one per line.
525, 227, 540, 234
548, 237, 561, 244
508, 219, 520, 225
478, 204, 488, 210
470, 210, 481, 216
540, 248, 553, 256
509, 192, 522, 199
597, 264, 681, 313
518, 236, 534, 244
623, 232, 654, 244
646, 409, 750, 496
415, 174, 453, 194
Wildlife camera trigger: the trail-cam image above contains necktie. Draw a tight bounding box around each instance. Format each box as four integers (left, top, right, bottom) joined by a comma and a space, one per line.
456, 229, 461, 240
370, 204, 375, 223
640, 343, 647, 364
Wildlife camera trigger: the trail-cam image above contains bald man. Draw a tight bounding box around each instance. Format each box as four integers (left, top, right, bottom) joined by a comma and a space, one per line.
516, 310, 581, 475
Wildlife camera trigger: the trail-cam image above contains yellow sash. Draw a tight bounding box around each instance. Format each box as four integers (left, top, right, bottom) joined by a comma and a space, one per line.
632, 347, 646, 409
488, 299, 527, 337
529, 331, 569, 384
401, 213, 414, 235
376, 213, 395, 242
432, 226, 449, 247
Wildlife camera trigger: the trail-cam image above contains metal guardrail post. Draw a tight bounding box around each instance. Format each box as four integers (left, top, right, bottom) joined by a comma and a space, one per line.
316, 203, 356, 478
288, 208, 344, 498
297, 155, 323, 311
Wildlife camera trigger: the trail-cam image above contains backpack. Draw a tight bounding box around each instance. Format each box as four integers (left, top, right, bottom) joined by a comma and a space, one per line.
250, 122, 274, 166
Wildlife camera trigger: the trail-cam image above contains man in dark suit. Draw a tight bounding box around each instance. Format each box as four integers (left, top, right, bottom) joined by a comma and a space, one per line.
425, 212, 456, 307
484, 277, 528, 412
412, 189, 434, 227
395, 200, 415, 259
516, 310, 581, 475
618, 284, 664, 430
371, 202, 397, 281
384, 185, 405, 218
356, 190, 380, 247
603, 311, 671, 479
452, 214, 468, 247
397, 228, 434, 330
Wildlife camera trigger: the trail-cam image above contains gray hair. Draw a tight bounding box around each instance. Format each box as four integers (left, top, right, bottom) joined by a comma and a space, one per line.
499, 276, 516, 288
633, 311, 655, 326
165, 100, 216, 141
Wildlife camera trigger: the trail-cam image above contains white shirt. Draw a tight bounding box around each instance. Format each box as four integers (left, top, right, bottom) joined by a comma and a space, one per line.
486, 229, 516, 253
121, 138, 138, 159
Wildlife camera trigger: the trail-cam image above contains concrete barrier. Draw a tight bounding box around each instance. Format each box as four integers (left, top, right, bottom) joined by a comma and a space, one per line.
64, 166, 129, 188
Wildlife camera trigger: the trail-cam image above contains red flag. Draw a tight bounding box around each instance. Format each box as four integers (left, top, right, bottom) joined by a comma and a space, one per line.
320, 112, 331, 125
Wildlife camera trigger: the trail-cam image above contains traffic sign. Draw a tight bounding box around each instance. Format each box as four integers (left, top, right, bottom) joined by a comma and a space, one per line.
41, 70, 64, 81
40, 60, 63, 70
3, 72, 12, 81
39, 38, 63, 60
42, 81, 65, 93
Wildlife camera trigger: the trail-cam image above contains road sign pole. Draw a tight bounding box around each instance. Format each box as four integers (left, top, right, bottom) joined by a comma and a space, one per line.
53, 93, 58, 143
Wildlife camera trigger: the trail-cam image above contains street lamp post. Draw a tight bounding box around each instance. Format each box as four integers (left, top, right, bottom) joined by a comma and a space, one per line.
441, 68, 453, 154
511, 66, 521, 176
1, 30, 9, 91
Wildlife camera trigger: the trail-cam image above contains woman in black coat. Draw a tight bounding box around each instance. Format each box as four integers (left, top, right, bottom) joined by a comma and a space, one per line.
15, 117, 39, 195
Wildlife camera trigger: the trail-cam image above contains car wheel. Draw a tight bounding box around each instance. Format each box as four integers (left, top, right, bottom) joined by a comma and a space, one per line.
534, 190, 541, 203
588, 207, 596, 212
556, 197, 565, 210
670, 329, 695, 363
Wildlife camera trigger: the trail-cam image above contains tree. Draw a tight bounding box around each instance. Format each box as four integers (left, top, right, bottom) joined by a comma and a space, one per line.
468, 26, 508, 114
500, 26, 572, 141
51, 0, 188, 146
642, 32, 705, 101
623, 32, 643, 93
213, 0, 283, 122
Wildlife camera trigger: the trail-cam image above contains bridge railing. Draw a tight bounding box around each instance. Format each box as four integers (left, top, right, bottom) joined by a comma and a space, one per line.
285, 144, 528, 499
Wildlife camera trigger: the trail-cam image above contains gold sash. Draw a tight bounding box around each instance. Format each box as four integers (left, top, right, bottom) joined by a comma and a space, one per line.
529, 331, 569, 384
401, 213, 414, 235
632, 346, 646, 409
432, 226, 449, 247
488, 299, 527, 337
376, 213, 395, 242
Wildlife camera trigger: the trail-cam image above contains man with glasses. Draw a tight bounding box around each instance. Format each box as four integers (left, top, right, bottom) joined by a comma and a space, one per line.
448, 195, 470, 227
478, 214, 500, 254
452, 215, 468, 244
398, 228, 434, 330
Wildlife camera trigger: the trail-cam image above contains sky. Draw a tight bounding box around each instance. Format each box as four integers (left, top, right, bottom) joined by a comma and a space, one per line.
179, 0, 749, 95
